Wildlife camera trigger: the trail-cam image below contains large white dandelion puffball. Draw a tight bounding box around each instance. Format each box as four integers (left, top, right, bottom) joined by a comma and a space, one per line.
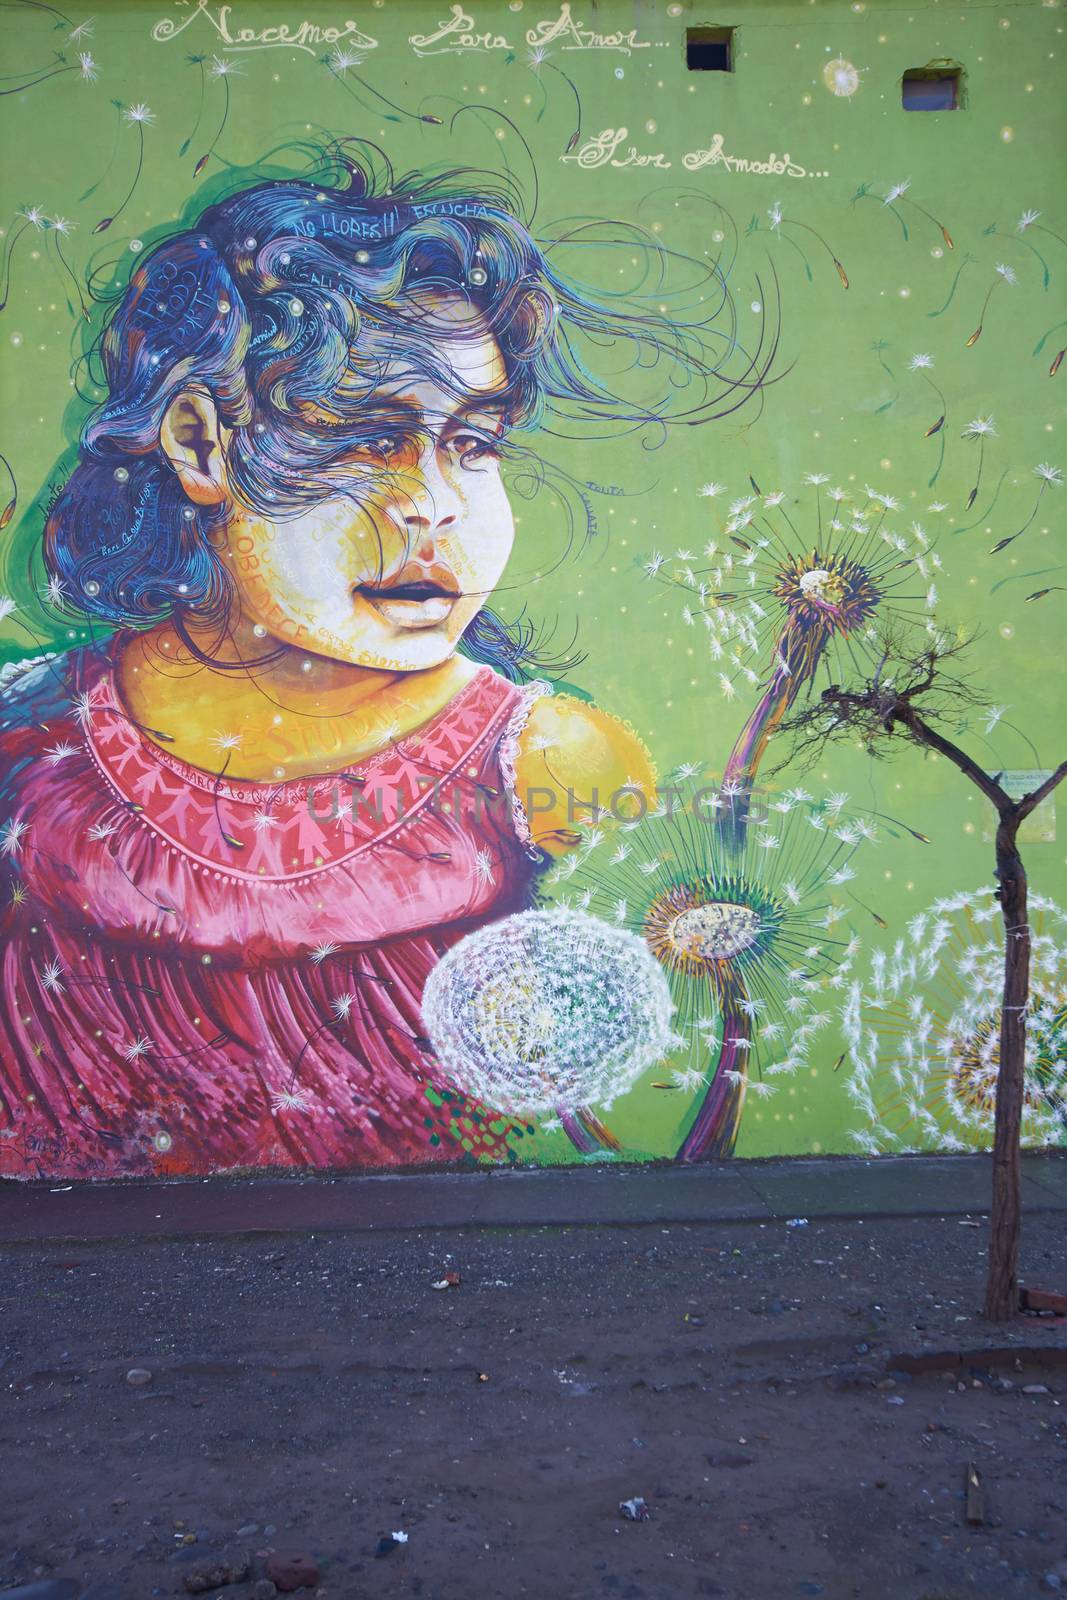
421, 908, 675, 1116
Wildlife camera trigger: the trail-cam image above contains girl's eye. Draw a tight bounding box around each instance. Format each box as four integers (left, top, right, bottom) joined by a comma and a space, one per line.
453, 433, 501, 461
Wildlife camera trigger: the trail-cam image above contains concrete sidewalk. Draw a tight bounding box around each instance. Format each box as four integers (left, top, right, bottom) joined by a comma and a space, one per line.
0, 1151, 1065, 1243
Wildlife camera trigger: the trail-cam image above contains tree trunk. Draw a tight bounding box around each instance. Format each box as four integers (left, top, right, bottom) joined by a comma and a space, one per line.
984, 813, 1029, 1322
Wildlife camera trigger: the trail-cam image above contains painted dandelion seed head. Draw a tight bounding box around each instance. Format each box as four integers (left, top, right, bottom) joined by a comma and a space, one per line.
775, 552, 881, 631
553, 777, 865, 1082
421, 909, 674, 1116
668, 479, 941, 699
644, 886, 775, 975
844, 889, 1067, 1153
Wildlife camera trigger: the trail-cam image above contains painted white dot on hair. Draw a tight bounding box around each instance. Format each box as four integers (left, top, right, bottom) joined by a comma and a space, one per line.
279, 252, 291, 265
469, 266, 488, 287
182, 506, 196, 521
178, 583, 189, 594
253, 421, 266, 434
289, 298, 304, 316
355, 249, 370, 263
129, 239, 143, 253
83, 579, 100, 596
300, 658, 313, 672
217, 300, 231, 315
243, 236, 257, 250
113, 466, 129, 483
252, 623, 267, 637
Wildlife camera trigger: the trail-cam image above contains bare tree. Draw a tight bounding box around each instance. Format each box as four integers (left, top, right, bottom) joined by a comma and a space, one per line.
780, 629, 1067, 1322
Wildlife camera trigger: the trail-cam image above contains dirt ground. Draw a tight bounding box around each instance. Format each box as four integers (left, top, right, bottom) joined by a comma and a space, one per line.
1, 1211, 1065, 1600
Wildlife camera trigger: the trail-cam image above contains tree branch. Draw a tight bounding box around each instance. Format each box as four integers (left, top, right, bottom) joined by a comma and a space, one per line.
1016, 758, 1067, 822
891, 702, 1014, 814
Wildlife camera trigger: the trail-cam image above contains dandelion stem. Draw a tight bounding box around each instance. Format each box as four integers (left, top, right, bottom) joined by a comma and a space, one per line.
678, 981, 752, 1161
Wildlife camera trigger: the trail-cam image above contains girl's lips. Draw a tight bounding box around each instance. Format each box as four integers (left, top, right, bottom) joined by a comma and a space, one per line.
355, 582, 459, 630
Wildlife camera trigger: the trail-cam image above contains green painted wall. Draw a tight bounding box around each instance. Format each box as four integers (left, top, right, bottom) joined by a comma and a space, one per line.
0, 0, 1064, 1174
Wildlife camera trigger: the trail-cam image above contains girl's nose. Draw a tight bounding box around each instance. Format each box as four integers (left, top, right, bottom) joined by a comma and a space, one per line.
399, 445, 461, 545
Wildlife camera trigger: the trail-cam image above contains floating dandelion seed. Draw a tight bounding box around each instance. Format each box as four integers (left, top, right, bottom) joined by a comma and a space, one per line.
909, 354, 948, 480
0, 816, 29, 856
270, 1087, 312, 1114
844, 889, 1067, 1152
68, 20, 95, 44
46, 215, 90, 322
558, 777, 864, 1159
774, 210, 848, 288
39, 959, 65, 995
962, 416, 996, 509
94, 106, 152, 233
1018, 210, 1041, 232
309, 941, 340, 965
882, 178, 955, 249
0, 205, 48, 313
0, 46, 101, 99
966, 264, 1015, 346
984, 219, 1051, 289
530, 54, 584, 153
193, 57, 240, 175
322, 46, 442, 125
42, 741, 78, 765
208, 741, 244, 852
990, 461, 1063, 554
421, 909, 674, 1117
699, 482, 726, 499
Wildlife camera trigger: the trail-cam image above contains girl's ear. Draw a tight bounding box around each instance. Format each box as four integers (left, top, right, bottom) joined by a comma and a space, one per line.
160, 388, 230, 506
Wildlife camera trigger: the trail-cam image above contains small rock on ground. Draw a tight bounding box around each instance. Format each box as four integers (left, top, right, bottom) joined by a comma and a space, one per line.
264, 1551, 320, 1592
182, 1553, 251, 1593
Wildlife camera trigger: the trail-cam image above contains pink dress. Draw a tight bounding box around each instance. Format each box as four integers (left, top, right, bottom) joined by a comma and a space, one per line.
0, 644, 549, 1179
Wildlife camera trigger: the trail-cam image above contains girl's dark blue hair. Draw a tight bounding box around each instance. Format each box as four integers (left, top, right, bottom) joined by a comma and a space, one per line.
45, 154, 773, 679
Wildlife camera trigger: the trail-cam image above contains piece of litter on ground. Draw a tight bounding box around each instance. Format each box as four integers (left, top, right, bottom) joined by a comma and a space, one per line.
786, 1218, 809, 1229
391, 1530, 409, 1543
619, 1497, 651, 1521
965, 1460, 985, 1526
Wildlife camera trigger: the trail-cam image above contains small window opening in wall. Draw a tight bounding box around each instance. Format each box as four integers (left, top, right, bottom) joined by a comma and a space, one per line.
687, 27, 734, 72
902, 65, 962, 110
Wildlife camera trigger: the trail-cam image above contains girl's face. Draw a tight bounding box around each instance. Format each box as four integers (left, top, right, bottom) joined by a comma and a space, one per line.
218, 303, 515, 672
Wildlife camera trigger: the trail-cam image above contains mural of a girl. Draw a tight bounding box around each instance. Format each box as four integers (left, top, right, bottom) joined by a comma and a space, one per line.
0, 153, 770, 1177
